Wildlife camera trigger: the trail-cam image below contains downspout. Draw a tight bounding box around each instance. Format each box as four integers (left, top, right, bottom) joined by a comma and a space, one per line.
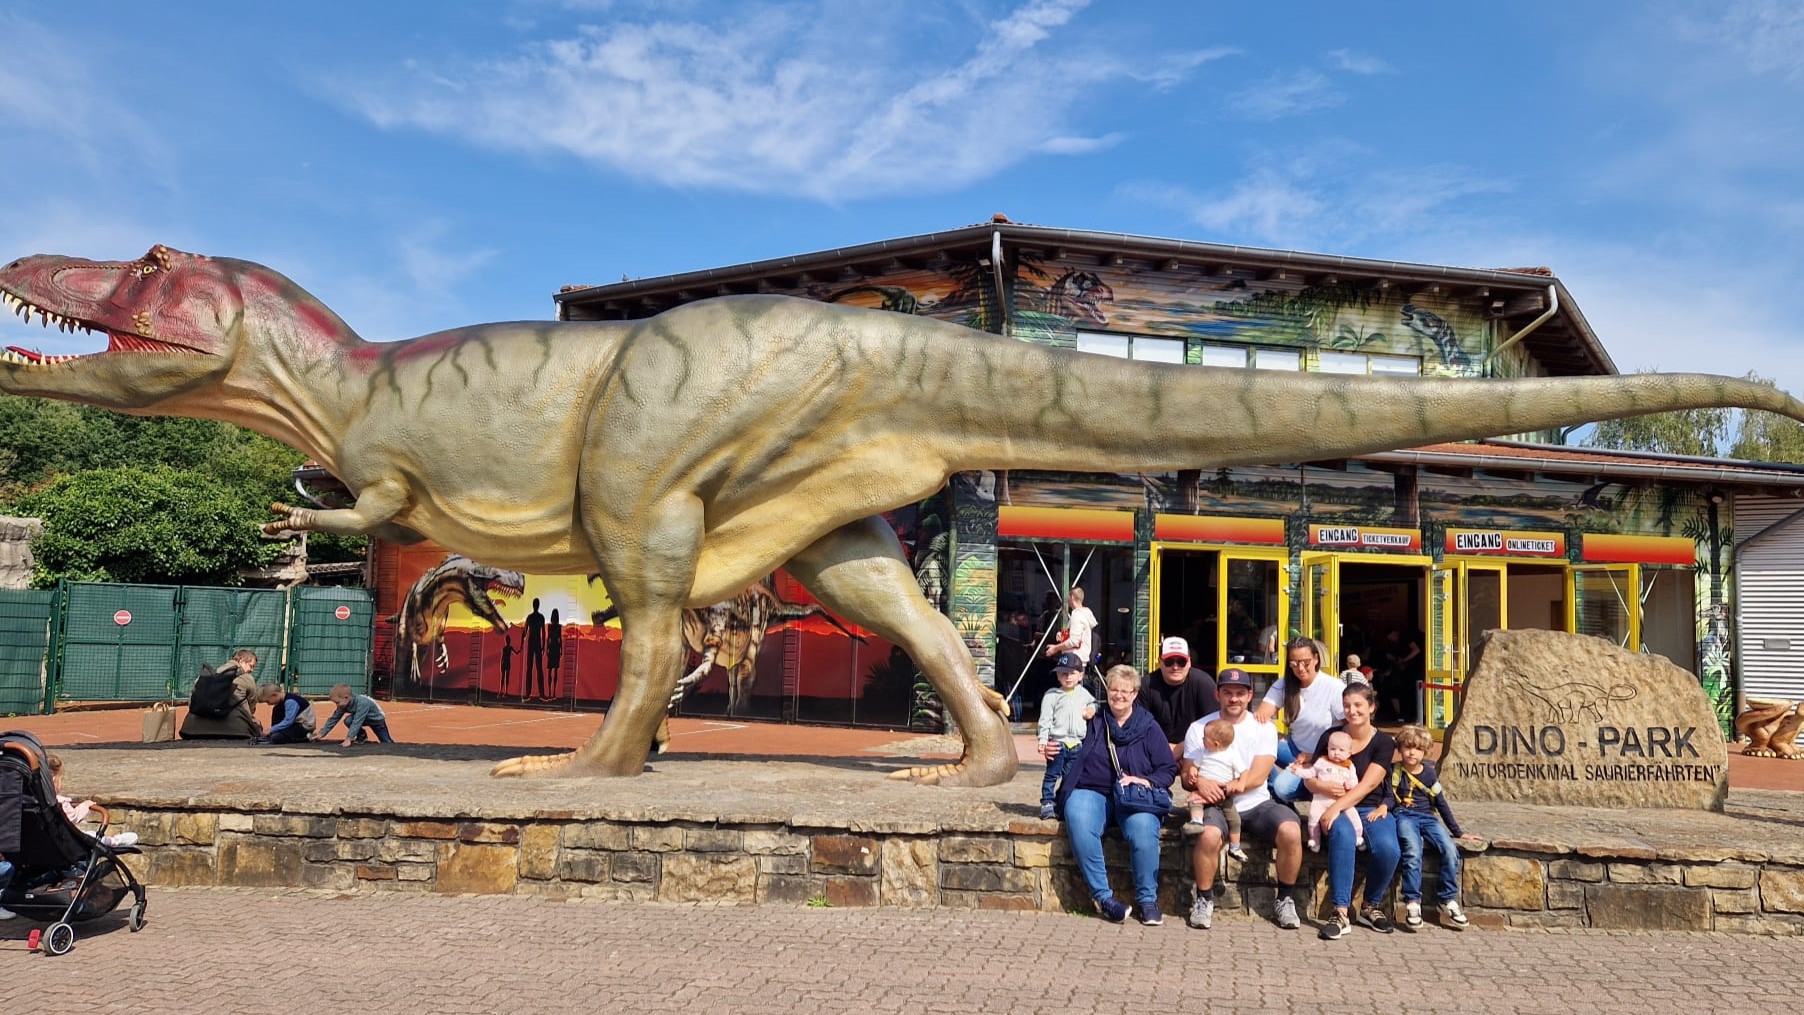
991, 230, 1013, 339
1482, 284, 1558, 376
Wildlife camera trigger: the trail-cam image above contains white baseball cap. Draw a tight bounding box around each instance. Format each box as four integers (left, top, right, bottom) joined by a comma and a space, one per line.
1159, 637, 1190, 662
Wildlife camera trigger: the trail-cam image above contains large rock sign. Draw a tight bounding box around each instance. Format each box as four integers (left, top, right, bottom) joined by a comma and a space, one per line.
1441, 629, 1728, 811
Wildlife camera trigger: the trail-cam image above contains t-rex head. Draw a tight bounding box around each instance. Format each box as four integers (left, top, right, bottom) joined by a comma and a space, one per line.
0, 245, 250, 410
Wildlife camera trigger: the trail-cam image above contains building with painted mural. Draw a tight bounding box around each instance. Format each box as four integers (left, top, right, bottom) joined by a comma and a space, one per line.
332, 218, 1804, 739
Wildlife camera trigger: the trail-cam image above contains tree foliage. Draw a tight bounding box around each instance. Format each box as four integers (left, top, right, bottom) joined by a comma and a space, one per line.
0, 392, 367, 583
1584, 370, 1804, 464
12, 465, 282, 587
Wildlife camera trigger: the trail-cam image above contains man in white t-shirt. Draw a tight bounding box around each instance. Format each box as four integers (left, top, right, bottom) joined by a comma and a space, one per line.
1178, 667, 1304, 932
1043, 587, 1098, 668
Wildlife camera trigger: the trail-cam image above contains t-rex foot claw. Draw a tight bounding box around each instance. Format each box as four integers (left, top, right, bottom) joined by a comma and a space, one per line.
982, 686, 1011, 722
489, 751, 576, 777
888, 762, 968, 786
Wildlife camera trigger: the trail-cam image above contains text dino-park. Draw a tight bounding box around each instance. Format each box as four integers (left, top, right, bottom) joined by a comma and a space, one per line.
1450, 724, 1723, 783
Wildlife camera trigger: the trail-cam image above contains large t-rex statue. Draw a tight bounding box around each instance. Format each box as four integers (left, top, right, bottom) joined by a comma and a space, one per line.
6, 244, 1804, 786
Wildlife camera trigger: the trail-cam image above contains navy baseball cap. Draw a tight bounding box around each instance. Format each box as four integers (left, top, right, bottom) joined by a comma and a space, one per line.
1216, 667, 1253, 689
1053, 652, 1084, 672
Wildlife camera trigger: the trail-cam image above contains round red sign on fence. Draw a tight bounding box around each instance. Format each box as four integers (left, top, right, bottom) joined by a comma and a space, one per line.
334, 605, 352, 621
113, 609, 132, 626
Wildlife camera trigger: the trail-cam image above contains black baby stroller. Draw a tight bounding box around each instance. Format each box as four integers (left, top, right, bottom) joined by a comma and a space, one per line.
0, 730, 147, 955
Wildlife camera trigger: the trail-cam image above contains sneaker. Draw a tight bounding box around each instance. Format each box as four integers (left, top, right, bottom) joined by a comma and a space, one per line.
1273, 894, 1300, 930
1357, 904, 1396, 933
1404, 900, 1423, 928
1317, 910, 1350, 940
1225, 844, 1249, 863
1096, 896, 1129, 923
0, 906, 15, 919
1307, 838, 1320, 853
1443, 900, 1469, 928
1187, 891, 1214, 929
106, 831, 139, 848
1039, 803, 1056, 821
1135, 902, 1164, 926
1182, 819, 1207, 835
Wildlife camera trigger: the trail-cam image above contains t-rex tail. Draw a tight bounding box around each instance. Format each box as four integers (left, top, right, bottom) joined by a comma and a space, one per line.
927, 333, 1804, 473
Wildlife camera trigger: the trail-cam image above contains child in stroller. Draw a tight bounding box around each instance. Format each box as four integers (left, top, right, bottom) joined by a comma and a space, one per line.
0, 731, 148, 955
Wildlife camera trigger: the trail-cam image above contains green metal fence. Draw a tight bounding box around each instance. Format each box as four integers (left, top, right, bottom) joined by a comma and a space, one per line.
0, 589, 56, 715
287, 587, 374, 695
0, 581, 374, 712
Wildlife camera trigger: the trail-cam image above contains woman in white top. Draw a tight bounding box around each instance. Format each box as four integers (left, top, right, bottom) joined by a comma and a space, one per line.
1255, 637, 1346, 801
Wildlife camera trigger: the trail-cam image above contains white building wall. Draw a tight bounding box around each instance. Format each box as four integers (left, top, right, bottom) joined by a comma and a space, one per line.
1734, 494, 1804, 745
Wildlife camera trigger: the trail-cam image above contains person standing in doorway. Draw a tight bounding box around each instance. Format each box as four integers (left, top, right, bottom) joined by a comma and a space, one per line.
1043, 587, 1099, 671
524, 598, 547, 701
547, 609, 564, 700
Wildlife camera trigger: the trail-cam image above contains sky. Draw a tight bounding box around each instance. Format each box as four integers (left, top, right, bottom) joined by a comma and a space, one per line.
3, 0, 1803, 397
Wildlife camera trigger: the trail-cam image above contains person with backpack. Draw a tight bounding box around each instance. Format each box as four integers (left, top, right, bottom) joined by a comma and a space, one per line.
178, 649, 264, 740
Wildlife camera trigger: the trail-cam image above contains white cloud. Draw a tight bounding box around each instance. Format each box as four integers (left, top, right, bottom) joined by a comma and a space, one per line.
1326, 48, 1393, 75
1036, 133, 1127, 155
1695, 0, 1804, 81
1227, 69, 1343, 120
331, 0, 1227, 201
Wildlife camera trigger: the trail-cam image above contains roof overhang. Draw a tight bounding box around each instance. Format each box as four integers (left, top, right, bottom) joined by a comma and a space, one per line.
1359, 440, 1804, 491
554, 221, 1616, 376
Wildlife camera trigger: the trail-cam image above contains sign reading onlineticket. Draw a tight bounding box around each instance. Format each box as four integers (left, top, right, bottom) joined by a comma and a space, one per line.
1440, 629, 1728, 811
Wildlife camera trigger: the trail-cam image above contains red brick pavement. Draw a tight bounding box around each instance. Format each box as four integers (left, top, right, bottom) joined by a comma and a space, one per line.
4, 887, 1802, 1014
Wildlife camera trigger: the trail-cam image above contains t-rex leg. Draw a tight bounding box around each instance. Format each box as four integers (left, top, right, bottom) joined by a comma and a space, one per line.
786, 516, 1016, 788
492, 497, 701, 778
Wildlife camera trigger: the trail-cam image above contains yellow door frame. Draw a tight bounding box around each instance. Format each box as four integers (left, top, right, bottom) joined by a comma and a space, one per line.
1567, 563, 1641, 651
1148, 541, 1290, 682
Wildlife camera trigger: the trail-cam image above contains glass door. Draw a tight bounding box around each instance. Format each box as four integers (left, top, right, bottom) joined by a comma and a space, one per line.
1221, 550, 1289, 685
1425, 565, 1457, 734
1568, 564, 1640, 650
1299, 552, 1339, 667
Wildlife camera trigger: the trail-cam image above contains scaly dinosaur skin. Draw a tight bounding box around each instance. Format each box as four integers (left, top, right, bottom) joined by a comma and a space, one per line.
7, 245, 1804, 785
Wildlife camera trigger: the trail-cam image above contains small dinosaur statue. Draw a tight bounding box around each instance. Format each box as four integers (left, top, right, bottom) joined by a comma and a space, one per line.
394, 554, 527, 680
1735, 698, 1804, 759
6, 245, 1804, 786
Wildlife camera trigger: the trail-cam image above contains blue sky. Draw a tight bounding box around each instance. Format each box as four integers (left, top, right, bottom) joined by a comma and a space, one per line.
4, 0, 1803, 397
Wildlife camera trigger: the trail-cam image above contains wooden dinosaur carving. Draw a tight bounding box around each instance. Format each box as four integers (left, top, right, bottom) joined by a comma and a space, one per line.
1735, 698, 1804, 759
6, 245, 1804, 785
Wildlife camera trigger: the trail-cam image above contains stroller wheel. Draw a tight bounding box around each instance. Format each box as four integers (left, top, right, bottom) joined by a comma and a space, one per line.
45, 921, 75, 956
129, 899, 147, 931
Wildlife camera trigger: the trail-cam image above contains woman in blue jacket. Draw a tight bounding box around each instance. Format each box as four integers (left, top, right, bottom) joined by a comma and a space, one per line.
1055, 664, 1178, 926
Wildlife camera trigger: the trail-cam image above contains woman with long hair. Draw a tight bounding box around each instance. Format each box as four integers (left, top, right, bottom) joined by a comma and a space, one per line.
1255, 637, 1346, 801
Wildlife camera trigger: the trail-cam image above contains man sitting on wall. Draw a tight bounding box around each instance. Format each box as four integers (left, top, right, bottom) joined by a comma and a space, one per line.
1137, 637, 1220, 760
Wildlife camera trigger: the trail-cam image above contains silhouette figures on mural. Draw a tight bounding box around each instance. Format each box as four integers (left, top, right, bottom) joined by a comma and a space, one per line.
524, 598, 547, 701
547, 608, 563, 700
500, 630, 517, 696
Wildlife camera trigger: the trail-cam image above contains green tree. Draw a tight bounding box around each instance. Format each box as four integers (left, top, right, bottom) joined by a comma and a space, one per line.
13, 465, 286, 587
1584, 369, 1730, 456
1726, 372, 1804, 463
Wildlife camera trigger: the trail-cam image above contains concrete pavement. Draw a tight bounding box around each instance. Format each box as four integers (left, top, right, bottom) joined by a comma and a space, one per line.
6, 886, 1802, 1014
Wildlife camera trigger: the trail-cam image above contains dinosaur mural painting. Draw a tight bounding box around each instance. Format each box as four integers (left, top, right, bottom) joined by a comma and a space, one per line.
392, 554, 525, 681
6, 245, 1804, 786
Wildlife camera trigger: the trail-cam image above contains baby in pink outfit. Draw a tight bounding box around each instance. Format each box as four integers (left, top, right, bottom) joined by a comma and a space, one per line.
1305, 731, 1363, 852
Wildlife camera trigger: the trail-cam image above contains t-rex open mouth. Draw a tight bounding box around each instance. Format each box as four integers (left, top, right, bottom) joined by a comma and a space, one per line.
1, 289, 203, 366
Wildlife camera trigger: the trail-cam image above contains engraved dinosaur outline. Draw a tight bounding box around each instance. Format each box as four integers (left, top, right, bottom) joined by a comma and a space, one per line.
1518, 679, 1638, 725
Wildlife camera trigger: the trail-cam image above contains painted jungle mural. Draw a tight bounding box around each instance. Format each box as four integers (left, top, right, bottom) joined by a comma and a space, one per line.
375, 504, 945, 730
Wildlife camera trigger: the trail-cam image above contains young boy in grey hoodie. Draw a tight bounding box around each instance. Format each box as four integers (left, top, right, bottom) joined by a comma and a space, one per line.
1037, 652, 1096, 820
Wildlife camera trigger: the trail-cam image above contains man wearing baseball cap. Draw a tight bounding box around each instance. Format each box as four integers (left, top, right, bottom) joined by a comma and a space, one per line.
1137, 636, 1219, 760
1180, 666, 1304, 931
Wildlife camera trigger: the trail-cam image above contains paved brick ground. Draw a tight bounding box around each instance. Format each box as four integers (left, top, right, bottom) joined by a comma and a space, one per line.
5, 887, 1802, 1014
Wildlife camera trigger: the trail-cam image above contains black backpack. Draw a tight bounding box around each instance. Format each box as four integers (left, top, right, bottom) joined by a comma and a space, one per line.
189, 664, 239, 719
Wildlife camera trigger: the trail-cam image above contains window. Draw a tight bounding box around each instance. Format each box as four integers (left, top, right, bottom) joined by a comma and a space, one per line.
1075, 332, 1186, 363
1200, 344, 1248, 368
1253, 348, 1300, 371
1200, 343, 1305, 371
1312, 351, 1423, 376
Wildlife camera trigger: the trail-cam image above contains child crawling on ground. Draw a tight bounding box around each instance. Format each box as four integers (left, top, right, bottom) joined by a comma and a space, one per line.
311, 684, 395, 746
47, 754, 138, 849
1305, 731, 1362, 852
1184, 718, 1249, 862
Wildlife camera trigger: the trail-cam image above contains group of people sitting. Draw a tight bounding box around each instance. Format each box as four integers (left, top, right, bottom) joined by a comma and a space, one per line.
1039, 636, 1478, 938
176, 649, 394, 746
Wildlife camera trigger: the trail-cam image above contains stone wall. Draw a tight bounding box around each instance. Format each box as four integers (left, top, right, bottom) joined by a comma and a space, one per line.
101, 805, 1804, 935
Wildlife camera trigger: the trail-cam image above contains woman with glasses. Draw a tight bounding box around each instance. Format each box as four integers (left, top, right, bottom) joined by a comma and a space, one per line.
1254, 637, 1346, 801
1053, 664, 1177, 927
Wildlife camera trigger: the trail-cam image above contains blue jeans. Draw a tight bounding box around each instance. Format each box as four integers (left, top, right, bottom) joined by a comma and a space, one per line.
355, 721, 396, 744
1062, 787, 1162, 905
1324, 803, 1401, 911
1395, 810, 1461, 903
1041, 743, 1079, 805
1268, 737, 1304, 802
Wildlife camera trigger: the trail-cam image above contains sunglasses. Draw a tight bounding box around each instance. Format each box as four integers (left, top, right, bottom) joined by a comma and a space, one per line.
1160, 658, 1187, 666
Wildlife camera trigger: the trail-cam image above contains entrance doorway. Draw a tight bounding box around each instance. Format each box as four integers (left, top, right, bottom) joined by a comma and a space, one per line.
996, 541, 1134, 722
1150, 545, 1287, 692
1338, 562, 1428, 724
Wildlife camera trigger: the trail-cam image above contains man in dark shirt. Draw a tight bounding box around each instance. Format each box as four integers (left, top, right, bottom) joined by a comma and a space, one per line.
1138, 637, 1220, 759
